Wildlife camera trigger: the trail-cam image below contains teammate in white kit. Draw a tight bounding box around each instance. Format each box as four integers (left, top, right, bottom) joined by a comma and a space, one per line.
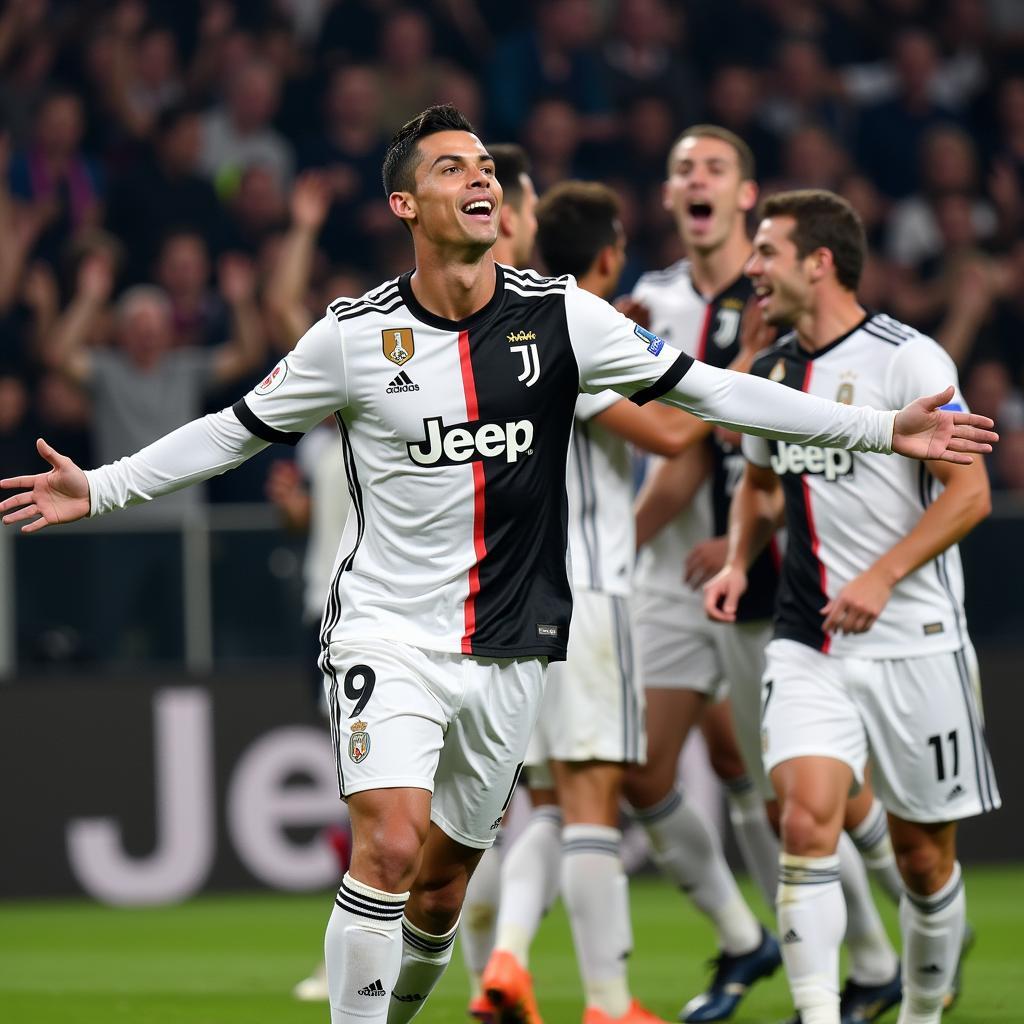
0, 110, 997, 1024
482, 181, 699, 1024
704, 189, 1000, 1024
629, 126, 909, 1024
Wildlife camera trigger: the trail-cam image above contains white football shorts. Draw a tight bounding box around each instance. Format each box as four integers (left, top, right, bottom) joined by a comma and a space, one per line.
761, 638, 1001, 823
323, 638, 545, 848
526, 589, 645, 776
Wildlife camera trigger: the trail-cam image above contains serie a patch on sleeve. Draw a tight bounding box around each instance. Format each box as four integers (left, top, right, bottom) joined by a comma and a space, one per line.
633, 323, 665, 356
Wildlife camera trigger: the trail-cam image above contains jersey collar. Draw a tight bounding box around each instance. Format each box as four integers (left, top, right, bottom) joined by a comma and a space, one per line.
398, 263, 506, 332
796, 312, 870, 360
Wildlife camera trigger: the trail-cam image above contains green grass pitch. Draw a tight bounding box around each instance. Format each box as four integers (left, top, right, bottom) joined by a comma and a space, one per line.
1, 867, 1021, 1023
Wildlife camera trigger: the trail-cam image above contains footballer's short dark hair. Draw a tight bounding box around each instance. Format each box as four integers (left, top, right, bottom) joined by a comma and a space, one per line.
488, 143, 531, 210
669, 124, 756, 182
536, 181, 621, 280
759, 189, 866, 291
381, 104, 476, 196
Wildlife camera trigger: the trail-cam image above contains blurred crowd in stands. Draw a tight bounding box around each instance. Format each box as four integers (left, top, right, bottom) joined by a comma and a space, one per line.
3, 0, 1024, 498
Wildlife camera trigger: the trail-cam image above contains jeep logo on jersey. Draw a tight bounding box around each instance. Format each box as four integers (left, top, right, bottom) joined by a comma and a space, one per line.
382, 328, 414, 365
407, 417, 534, 466
771, 442, 854, 481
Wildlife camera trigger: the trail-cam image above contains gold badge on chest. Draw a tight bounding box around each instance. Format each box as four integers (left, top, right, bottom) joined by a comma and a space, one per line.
382, 328, 415, 366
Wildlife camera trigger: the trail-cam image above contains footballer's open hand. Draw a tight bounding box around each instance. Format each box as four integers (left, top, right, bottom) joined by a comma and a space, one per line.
893, 387, 997, 464
0, 438, 90, 533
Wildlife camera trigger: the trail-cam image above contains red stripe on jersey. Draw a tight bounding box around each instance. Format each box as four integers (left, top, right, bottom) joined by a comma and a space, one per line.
696, 304, 713, 362
458, 329, 487, 654
800, 362, 830, 653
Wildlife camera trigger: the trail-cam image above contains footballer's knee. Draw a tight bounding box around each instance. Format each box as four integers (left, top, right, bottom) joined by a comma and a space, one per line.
891, 822, 956, 895
409, 863, 474, 933
779, 799, 840, 858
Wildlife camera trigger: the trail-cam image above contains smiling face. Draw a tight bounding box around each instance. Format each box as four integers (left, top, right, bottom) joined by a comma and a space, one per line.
745, 215, 813, 326
664, 134, 755, 256
391, 129, 502, 255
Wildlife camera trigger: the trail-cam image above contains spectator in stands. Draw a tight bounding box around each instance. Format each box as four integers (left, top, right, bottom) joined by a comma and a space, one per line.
7, 89, 103, 264
155, 230, 229, 350
297, 65, 388, 263
760, 37, 851, 145
107, 104, 227, 277
521, 98, 583, 194
885, 125, 997, 269
772, 123, 849, 192
487, 0, 612, 141
375, 8, 448, 136
224, 163, 289, 255
600, 0, 701, 124
703, 64, 780, 179
855, 29, 959, 199
200, 58, 294, 193
43, 249, 264, 507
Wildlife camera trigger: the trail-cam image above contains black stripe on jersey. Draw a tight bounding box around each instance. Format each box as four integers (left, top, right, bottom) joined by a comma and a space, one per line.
232, 398, 303, 446
862, 325, 901, 346
322, 413, 366, 797
329, 281, 400, 315
460, 288, 581, 660
636, 259, 688, 285
872, 312, 914, 340
503, 281, 568, 298
502, 267, 570, 291
753, 350, 831, 651
572, 422, 601, 590
333, 297, 405, 322
328, 289, 400, 317
630, 350, 694, 406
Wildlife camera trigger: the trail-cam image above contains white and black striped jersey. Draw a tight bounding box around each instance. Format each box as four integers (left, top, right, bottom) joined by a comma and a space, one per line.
744, 313, 969, 658
567, 390, 633, 596
85, 265, 899, 666
632, 260, 779, 619
234, 264, 696, 662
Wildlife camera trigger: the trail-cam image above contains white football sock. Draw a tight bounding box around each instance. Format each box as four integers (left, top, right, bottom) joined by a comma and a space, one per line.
326, 872, 408, 1022
849, 798, 904, 904
725, 776, 780, 909
561, 824, 632, 1017
837, 831, 900, 985
898, 862, 966, 1024
634, 788, 761, 955
777, 853, 844, 1024
460, 838, 502, 996
389, 916, 459, 1023
494, 805, 562, 965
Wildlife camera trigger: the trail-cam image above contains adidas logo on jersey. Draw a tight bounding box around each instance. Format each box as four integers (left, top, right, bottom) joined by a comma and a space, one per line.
407, 416, 534, 466
357, 979, 387, 997
387, 371, 420, 394
770, 442, 854, 482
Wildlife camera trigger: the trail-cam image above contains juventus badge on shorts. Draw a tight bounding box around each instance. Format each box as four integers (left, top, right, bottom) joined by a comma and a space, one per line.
383, 328, 415, 366
348, 720, 371, 763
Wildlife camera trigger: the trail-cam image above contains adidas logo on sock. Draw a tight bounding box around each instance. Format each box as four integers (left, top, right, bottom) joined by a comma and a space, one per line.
783, 929, 802, 944
357, 979, 387, 997
387, 371, 420, 394
919, 964, 943, 975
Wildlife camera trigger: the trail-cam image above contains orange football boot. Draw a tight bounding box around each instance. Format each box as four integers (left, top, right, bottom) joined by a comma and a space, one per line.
481, 949, 544, 1024
468, 992, 495, 1023
582, 999, 672, 1024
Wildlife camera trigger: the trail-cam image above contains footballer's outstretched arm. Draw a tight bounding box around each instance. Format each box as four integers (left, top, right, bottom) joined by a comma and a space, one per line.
0, 411, 268, 532
660, 359, 996, 464
1, 315, 349, 533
